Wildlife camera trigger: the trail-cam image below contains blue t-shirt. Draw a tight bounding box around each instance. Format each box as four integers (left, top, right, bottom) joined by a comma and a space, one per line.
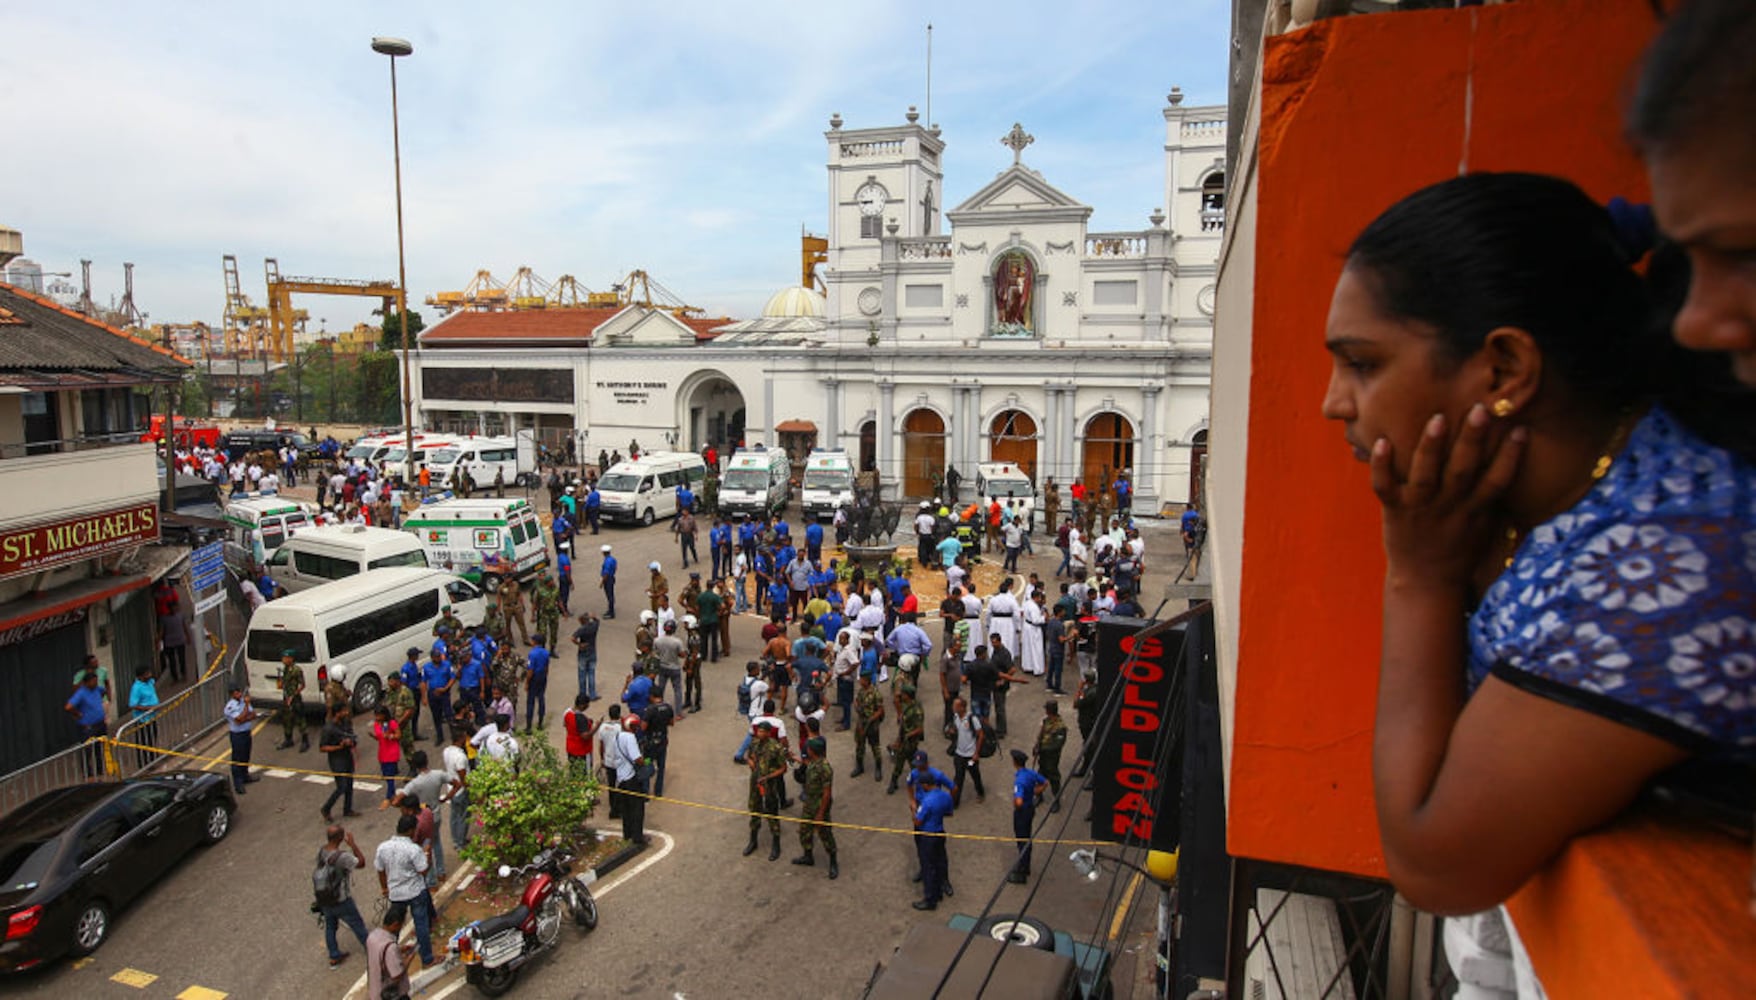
421, 661, 452, 693
775, 522, 791, 538
601, 555, 617, 580
767, 581, 789, 607
740, 523, 757, 546
805, 523, 824, 546
624, 674, 653, 714
677, 487, 694, 511
1468, 407, 1756, 756
777, 544, 796, 568
526, 646, 551, 680
400, 659, 422, 689
585, 489, 601, 510
908, 764, 953, 795
459, 656, 484, 690
1013, 767, 1046, 811
431, 637, 449, 662
860, 647, 880, 678
257, 574, 276, 599
886, 576, 908, 606
915, 786, 954, 833
818, 610, 844, 637
68, 685, 106, 727
1180, 509, 1202, 534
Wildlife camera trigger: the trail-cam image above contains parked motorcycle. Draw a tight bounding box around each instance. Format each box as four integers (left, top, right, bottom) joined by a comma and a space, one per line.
448, 848, 599, 996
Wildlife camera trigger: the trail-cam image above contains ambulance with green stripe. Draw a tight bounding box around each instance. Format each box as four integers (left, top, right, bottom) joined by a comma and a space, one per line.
401, 497, 548, 593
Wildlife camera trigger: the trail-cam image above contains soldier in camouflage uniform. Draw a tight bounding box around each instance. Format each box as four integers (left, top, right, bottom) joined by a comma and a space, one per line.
384, 672, 418, 773
886, 684, 924, 794
850, 671, 885, 781
498, 576, 530, 646
743, 721, 786, 861
532, 576, 562, 656
1070, 674, 1100, 778
792, 737, 838, 878
492, 644, 524, 709
274, 650, 309, 751
633, 611, 657, 664
681, 615, 703, 713
679, 575, 701, 618
1033, 700, 1069, 811
433, 605, 463, 640
481, 602, 505, 645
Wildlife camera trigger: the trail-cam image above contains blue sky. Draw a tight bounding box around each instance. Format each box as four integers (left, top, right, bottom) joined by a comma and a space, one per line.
3, 1, 1229, 331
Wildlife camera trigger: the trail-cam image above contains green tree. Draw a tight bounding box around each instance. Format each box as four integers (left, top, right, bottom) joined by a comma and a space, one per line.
460, 738, 600, 870
380, 309, 425, 351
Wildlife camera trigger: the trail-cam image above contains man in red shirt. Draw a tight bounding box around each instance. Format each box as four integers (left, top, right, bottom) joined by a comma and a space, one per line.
564, 694, 594, 774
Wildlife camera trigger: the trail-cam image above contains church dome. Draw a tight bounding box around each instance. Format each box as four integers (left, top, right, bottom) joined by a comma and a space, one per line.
761, 286, 826, 318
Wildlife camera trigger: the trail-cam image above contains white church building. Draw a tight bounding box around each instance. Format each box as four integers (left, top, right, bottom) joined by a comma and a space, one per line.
412, 90, 1224, 510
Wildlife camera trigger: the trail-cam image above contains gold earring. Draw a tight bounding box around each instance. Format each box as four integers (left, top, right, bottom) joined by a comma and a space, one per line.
1491, 399, 1515, 418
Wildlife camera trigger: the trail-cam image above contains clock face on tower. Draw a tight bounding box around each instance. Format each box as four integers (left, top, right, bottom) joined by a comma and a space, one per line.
856, 182, 888, 217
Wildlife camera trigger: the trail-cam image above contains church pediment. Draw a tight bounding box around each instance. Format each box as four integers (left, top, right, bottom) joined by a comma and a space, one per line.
595, 306, 696, 346
950, 164, 1088, 215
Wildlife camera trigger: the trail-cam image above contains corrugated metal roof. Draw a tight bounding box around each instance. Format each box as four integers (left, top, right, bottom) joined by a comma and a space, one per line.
0, 282, 189, 375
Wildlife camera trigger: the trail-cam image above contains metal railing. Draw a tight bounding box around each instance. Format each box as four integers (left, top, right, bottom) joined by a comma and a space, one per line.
0, 739, 110, 815
0, 642, 236, 815
113, 663, 236, 776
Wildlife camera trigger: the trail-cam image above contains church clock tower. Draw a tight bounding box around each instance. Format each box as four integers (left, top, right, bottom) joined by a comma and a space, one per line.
823, 107, 945, 335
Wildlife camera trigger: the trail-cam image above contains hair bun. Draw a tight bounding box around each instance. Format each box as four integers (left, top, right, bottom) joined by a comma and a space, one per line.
1606, 197, 1657, 261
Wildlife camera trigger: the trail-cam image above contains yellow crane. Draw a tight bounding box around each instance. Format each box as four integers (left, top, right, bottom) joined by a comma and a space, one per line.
426, 269, 506, 314
264, 258, 398, 362
221, 254, 271, 356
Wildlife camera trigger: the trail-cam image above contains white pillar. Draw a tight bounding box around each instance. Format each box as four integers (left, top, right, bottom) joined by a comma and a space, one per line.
1044, 386, 1060, 489
1064, 385, 1081, 485
823, 378, 840, 448
1139, 384, 1161, 507
967, 383, 983, 472
763, 378, 776, 448
878, 379, 895, 483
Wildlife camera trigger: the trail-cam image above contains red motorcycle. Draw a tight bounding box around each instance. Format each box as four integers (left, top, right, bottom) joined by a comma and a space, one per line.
447, 848, 598, 996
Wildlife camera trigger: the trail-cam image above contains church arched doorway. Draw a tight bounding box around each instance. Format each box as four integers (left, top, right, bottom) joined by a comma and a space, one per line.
682, 373, 744, 452
1080, 412, 1134, 492
988, 409, 1038, 481
901, 408, 946, 499
858, 420, 876, 474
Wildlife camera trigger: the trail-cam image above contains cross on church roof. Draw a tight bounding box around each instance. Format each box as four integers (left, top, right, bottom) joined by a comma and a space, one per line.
1001, 123, 1034, 165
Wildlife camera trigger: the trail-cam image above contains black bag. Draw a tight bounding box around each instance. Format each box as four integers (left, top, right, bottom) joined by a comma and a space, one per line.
633, 757, 656, 785
312, 848, 345, 907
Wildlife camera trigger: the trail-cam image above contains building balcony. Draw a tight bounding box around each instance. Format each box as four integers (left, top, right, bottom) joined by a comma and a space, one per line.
0, 441, 159, 529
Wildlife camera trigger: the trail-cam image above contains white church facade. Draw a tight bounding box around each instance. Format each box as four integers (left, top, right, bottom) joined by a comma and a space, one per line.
411, 90, 1224, 510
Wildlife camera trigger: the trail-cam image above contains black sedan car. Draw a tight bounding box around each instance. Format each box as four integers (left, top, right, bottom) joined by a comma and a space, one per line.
0, 770, 235, 972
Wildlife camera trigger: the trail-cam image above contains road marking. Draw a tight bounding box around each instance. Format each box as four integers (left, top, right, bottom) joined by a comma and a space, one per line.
592, 829, 675, 900
262, 768, 295, 778
110, 968, 158, 987
1108, 872, 1142, 942
176, 987, 228, 1000
302, 775, 330, 785
356, 781, 382, 792
69, 958, 92, 970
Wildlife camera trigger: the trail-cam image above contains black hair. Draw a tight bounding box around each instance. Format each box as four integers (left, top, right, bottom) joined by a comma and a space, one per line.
1629, 0, 1756, 157
1348, 172, 1756, 459
396, 814, 417, 835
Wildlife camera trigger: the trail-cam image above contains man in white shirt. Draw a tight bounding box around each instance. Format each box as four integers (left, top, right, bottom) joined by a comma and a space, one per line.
831, 631, 861, 730
612, 722, 647, 844
373, 814, 435, 966
440, 730, 471, 852
596, 704, 625, 820
985, 581, 1021, 661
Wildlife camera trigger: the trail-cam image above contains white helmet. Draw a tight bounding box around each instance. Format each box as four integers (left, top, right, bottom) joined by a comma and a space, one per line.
648, 561, 661, 572
639, 610, 656, 625
328, 664, 348, 684
682, 614, 698, 630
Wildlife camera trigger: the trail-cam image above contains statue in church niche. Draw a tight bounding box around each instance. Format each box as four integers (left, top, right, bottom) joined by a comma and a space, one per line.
991, 250, 1035, 337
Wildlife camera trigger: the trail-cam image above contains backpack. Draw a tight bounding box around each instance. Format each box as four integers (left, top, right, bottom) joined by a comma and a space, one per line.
312, 848, 346, 907
796, 686, 821, 716
737, 676, 755, 716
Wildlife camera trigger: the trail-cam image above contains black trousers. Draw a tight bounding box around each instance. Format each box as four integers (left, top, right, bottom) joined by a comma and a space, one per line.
228, 729, 252, 791
603, 770, 622, 818
915, 833, 948, 905
1012, 808, 1036, 875
323, 775, 355, 815
952, 753, 984, 803
619, 775, 647, 842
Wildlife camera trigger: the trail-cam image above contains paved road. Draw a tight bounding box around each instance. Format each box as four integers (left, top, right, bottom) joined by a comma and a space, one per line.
13, 499, 1175, 998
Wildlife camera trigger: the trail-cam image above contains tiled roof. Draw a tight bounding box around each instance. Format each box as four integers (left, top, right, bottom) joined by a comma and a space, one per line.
420, 308, 620, 346
0, 282, 190, 376
420, 307, 736, 346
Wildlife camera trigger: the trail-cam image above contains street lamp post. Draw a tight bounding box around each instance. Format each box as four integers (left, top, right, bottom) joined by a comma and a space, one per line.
1070, 848, 1179, 999
371, 35, 415, 485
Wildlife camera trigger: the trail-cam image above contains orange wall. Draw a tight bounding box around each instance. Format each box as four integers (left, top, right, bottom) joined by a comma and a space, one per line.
1227, 0, 1661, 877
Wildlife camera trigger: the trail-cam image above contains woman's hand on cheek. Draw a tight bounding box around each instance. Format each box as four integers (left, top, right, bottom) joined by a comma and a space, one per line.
1370, 403, 1527, 588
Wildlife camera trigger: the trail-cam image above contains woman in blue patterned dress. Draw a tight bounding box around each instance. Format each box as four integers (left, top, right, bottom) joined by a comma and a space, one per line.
1322, 172, 1756, 915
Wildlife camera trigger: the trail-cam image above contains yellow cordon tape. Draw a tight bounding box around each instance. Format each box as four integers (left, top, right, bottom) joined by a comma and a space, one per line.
99, 735, 1110, 846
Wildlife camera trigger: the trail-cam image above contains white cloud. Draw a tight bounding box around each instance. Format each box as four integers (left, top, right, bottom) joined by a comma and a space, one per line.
3, 0, 1228, 327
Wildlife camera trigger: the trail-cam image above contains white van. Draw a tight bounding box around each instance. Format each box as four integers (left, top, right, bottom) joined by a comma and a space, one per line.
719, 446, 792, 519
345, 435, 392, 464
424, 436, 529, 490
402, 497, 549, 591
799, 449, 856, 520
223, 495, 315, 573
244, 567, 486, 713
379, 436, 458, 475
596, 451, 708, 526
976, 461, 1037, 525
265, 524, 429, 594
